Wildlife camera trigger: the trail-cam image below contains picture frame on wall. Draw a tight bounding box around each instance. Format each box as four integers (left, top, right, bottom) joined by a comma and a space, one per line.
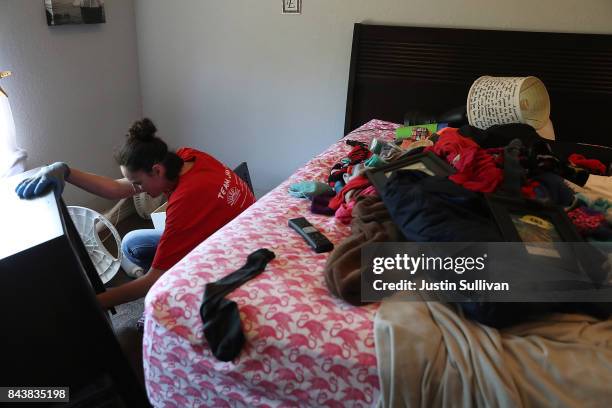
45, 0, 106, 26
366, 151, 455, 195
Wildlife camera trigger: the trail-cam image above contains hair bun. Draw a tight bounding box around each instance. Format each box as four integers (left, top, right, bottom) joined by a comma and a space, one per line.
128, 118, 157, 142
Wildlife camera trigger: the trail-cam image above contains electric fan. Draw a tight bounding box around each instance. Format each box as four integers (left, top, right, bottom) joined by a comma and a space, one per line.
67, 206, 122, 284
133, 191, 165, 219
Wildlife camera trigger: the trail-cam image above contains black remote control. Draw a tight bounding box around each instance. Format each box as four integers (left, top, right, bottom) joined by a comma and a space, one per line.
288, 217, 334, 253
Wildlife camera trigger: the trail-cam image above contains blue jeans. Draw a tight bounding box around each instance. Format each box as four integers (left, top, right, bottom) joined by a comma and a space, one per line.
121, 229, 162, 270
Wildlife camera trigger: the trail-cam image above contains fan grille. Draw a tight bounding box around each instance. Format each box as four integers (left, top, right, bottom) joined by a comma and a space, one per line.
67, 206, 121, 284
133, 192, 165, 219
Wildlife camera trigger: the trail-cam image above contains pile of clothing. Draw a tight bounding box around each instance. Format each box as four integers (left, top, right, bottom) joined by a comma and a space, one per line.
289, 123, 612, 327
289, 135, 434, 224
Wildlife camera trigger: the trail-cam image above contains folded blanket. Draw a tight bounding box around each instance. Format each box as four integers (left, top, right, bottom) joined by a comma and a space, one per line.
375, 295, 612, 408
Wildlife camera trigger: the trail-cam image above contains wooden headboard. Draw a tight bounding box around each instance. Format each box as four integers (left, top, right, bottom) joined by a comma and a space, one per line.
345, 23, 612, 147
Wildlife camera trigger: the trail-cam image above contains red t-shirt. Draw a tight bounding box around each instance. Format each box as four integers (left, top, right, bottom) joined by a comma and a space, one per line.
151, 148, 255, 270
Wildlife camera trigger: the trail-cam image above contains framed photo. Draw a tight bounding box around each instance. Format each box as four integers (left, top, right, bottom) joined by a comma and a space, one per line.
282, 0, 302, 14
485, 194, 583, 259
45, 0, 106, 26
366, 151, 455, 195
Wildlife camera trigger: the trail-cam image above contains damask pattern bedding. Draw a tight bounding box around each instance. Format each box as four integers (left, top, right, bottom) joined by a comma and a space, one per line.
143, 120, 399, 407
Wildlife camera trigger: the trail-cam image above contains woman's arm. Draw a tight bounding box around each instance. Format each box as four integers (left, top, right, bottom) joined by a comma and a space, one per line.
67, 168, 140, 199
96, 267, 166, 309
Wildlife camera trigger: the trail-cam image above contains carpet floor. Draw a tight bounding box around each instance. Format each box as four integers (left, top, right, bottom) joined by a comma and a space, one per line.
102, 211, 154, 387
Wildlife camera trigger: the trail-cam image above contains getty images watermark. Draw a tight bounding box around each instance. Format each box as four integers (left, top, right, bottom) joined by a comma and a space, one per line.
361, 242, 612, 302
371, 252, 510, 292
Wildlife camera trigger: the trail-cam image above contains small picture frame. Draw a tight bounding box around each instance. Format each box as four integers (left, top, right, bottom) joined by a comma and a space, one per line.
282, 0, 301, 14
45, 0, 106, 26
485, 194, 583, 260
366, 151, 455, 195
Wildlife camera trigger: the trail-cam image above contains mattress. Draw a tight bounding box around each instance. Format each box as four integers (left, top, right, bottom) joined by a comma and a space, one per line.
143, 119, 399, 407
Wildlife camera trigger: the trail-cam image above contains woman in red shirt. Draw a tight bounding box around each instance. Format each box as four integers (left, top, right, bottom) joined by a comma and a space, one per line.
15, 118, 255, 308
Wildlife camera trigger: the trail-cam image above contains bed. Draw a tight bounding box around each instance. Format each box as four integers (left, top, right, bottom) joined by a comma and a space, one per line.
142, 24, 612, 407
143, 119, 394, 407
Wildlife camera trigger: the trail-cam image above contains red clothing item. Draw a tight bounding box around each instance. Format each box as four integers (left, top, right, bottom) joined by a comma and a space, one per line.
568, 153, 606, 175
347, 144, 372, 164
152, 148, 255, 270
328, 175, 371, 210
521, 180, 540, 199
427, 128, 503, 193
334, 185, 379, 224
567, 207, 605, 235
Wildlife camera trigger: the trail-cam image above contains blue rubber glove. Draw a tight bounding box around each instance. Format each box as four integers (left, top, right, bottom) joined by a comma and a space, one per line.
15, 162, 70, 199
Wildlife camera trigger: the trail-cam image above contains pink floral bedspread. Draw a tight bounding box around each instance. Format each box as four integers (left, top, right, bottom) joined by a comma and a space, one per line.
143, 120, 399, 407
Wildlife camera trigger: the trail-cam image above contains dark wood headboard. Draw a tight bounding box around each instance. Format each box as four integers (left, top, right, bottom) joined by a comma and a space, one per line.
345, 23, 612, 147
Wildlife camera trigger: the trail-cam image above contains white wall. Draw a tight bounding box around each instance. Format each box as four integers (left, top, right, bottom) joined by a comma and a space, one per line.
134, 0, 612, 196
0, 0, 142, 212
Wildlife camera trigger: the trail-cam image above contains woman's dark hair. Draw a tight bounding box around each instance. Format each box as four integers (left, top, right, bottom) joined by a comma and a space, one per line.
114, 118, 183, 181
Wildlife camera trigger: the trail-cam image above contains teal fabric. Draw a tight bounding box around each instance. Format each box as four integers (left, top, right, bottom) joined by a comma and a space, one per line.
289, 181, 334, 199
364, 154, 387, 168
577, 193, 612, 213
592, 198, 612, 213
370, 138, 384, 154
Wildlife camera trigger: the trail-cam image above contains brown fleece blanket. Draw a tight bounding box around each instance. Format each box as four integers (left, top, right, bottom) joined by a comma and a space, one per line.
324, 196, 400, 305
